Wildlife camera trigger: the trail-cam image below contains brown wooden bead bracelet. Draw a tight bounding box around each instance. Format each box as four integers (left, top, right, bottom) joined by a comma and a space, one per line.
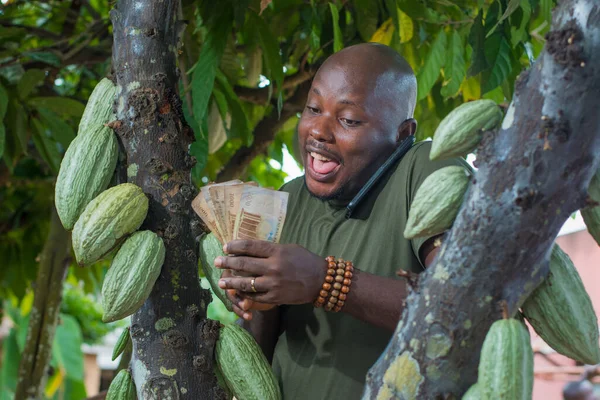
313, 256, 354, 312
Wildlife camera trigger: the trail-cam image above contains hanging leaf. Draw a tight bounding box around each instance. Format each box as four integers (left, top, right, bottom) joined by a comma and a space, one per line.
467, 10, 487, 76
28, 97, 85, 118
397, 0, 446, 23
398, 8, 414, 44
487, 0, 521, 38
416, 30, 447, 101
540, 0, 552, 23
51, 314, 84, 381
31, 118, 61, 173
369, 18, 394, 45
36, 108, 75, 149
215, 70, 252, 146
250, 12, 284, 104
17, 69, 46, 100
482, 37, 512, 94
354, 0, 379, 41
192, 7, 233, 128
309, 5, 322, 52
329, 3, 343, 52
441, 31, 466, 98
460, 76, 481, 101
21, 51, 62, 67
511, 0, 532, 46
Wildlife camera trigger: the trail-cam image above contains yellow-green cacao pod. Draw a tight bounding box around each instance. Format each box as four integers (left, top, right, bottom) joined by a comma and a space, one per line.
102, 231, 165, 322
478, 319, 533, 400
216, 323, 282, 400
106, 369, 136, 400
404, 166, 470, 239
55, 127, 118, 230
112, 327, 131, 361
581, 168, 600, 246
199, 233, 234, 312
246, 47, 263, 85
72, 183, 148, 266
521, 245, 600, 364
79, 78, 117, 134
430, 99, 503, 161
462, 383, 479, 400
208, 101, 229, 155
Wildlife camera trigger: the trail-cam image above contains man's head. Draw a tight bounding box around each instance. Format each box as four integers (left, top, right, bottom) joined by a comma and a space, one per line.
298, 43, 417, 201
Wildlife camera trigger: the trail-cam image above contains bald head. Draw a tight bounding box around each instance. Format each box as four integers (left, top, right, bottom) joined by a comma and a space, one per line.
318, 43, 417, 120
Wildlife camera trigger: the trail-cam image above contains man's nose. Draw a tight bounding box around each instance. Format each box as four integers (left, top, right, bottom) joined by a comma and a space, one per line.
309, 117, 334, 142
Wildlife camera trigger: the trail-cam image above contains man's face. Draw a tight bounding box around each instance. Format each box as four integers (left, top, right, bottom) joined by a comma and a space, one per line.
298, 63, 399, 200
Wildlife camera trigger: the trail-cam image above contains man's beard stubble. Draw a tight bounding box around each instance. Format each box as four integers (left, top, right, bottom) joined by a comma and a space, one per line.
303, 175, 349, 202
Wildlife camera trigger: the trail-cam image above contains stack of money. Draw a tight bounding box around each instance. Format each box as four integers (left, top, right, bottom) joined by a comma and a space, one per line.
192, 180, 289, 246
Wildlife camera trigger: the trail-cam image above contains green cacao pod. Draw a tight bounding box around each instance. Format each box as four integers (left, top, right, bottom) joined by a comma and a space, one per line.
215, 362, 234, 400
102, 231, 165, 322
55, 126, 118, 230
106, 369, 136, 400
404, 166, 470, 239
521, 245, 600, 364
216, 323, 282, 400
478, 318, 533, 400
112, 327, 131, 361
462, 383, 479, 400
79, 78, 117, 134
246, 47, 263, 85
72, 183, 148, 266
199, 233, 234, 312
581, 168, 600, 246
430, 99, 503, 161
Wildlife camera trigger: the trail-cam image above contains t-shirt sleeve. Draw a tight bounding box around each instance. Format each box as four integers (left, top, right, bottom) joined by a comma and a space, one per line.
405, 141, 473, 268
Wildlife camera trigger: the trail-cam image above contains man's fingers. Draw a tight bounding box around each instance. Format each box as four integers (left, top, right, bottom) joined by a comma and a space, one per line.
214, 256, 267, 275
223, 240, 275, 257
232, 303, 252, 321
240, 292, 275, 304
219, 276, 270, 293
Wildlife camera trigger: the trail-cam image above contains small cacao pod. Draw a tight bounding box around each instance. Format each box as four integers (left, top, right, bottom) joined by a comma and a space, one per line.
79, 77, 117, 134
102, 231, 165, 322
462, 383, 479, 400
106, 369, 136, 400
246, 47, 263, 86
430, 99, 503, 161
215, 323, 282, 400
55, 126, 118, 230
521, 245, 600, 364
199, 233, 235, 312
404, 166, 470, 239
478, 318, 533, 400
112, 327, 131, 361
581, 168, 600, 246
208, 101, 229, 155
72, 183, 148, 266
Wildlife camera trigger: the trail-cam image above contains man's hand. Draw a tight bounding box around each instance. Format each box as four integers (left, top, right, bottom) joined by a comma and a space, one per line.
215, 240, 327, 309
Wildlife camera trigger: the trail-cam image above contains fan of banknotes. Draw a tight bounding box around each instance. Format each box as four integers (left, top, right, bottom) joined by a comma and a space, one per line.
191, 180, 289, 246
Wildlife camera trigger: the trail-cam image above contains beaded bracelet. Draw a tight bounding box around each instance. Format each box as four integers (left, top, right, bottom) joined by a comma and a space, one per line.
313, 256, 354, 312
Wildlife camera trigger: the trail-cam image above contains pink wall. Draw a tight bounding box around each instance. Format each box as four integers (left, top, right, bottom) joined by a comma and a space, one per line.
532, 229, 600, 400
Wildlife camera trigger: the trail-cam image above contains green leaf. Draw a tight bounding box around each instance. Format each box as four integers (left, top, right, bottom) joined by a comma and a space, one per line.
0, 124, 5, 162
397, 0, 446, 23
22, 51, 62, 67
329, 3, 343, 53
487, 0, 522, 38
0, 84, 8, 119
35, 108, 76, 149
215, 70, 252, 146
416, 30, 447, 101
17, 69, 45, 100
0, 329, 20, 396
467, 10, 487, 76
191, 7, 232, 128
31, 118, 61, 173
482, 37, 512, 94
52, 314, 84, 381
540, 0, 552, 22
28, 97, 85, 118
441, 31, 466, 98
354, 0, 379, 41
212, 88, 229, 122
511, 0, 532, 46
250, 12, 284, 103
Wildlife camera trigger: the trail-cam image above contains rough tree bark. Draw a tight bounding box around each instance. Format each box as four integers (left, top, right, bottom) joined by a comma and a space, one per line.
110, 1, 222, 398
364, 1, 600, 398
14, 206, 71, 400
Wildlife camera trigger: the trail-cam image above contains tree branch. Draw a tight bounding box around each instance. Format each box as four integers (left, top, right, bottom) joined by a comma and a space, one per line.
216, 81, 310, 182
364, 1, 600, 398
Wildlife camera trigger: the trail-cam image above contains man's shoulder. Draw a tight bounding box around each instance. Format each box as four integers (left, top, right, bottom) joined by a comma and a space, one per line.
279, 175, 306, 195
398, 139, 472, 175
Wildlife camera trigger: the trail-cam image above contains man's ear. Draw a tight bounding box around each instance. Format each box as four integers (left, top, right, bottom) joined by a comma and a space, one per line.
396, 118, 417, 143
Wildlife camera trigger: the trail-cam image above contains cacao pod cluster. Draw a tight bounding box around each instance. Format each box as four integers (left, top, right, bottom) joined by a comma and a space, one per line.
55, 79, 165, 329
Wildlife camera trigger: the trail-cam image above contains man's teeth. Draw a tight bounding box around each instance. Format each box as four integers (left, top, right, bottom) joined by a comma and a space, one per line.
311, 152, 332, 162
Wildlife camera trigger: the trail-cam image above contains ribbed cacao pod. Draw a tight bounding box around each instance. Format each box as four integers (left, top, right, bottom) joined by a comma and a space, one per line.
216, 323, 282, 400
79, 78, 117, 134
430, 99, 503, 161
404, 166, 470, 239
102, 231, 165, 322
521, 245, 600, 364
72, 183, 148, 266
462, 383, 479, 400
55, 126, 118, 230
112, 327, 131, 361
478, 318, 533, 400
215, 362, 233, 400
208, 101, 229, 155
106, 369, 136, 400
199, 233, 235, 312
581, 168, 600, 246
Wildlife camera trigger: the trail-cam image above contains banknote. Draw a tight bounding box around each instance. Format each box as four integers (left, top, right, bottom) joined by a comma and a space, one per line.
191, 188, 224, 244
208, 180, 243, 242
233, 186, 289, 243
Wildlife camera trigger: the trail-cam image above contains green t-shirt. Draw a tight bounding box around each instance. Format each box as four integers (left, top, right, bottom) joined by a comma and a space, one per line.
273, 140, 470, 400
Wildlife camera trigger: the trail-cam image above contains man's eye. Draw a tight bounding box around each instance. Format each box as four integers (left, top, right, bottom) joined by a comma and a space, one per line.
340, 118, 361, 126
306, 106, 319, 114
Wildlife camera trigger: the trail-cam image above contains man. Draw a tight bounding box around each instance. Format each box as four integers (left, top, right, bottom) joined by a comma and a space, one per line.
214, 43, 469, 399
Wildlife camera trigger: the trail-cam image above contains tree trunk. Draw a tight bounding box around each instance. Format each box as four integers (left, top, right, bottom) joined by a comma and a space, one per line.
364, 0, 600, 398
110, 1, 221, 398
15, 206, 71, 400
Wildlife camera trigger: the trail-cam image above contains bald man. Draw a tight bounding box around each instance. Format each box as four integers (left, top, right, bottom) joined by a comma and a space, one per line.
215, 43, 470, 399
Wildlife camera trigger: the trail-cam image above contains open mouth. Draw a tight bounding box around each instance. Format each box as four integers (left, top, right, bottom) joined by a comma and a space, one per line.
306, 150, 341, 182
